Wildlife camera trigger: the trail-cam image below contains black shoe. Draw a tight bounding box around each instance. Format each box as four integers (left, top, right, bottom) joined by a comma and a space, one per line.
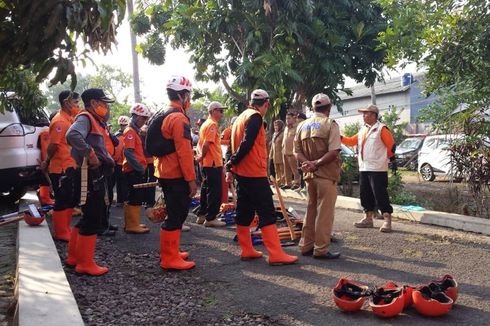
313, 252, 341, 260
97, 229, 116, 236
109, 224, 119, 231
301, 248, 314, 256
280, 185, 291, 190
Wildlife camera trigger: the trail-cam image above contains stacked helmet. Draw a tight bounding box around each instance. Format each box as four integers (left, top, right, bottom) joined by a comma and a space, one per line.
369, 282, 405, 318
403, 285, 415, 308
23, 211, 45, 226
117, 115, 130, 125
412, 285, 453, 317
429, 274, 458, 303
130, 103, 152, 117
166, 75, 192, 92
332, 278, 370, 312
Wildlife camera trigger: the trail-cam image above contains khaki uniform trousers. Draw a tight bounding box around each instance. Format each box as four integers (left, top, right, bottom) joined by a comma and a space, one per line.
283, 154, 300, 187
299, 177, 337, 256
274, 163, 285, 186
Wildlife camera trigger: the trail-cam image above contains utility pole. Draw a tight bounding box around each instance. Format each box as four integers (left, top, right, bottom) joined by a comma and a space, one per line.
370, 85, 376, 105
127, 0, 142, 103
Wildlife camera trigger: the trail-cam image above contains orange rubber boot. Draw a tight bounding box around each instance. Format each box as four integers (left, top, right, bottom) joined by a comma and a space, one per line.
261, 224, 298, 266
65, 208, 73, 233
38, 186, 54, 205
159, 229, 195, 270
75, 234, 108, 276
66, 227, 79, 267
236, 225, 263, 261
52, 210, 70, 241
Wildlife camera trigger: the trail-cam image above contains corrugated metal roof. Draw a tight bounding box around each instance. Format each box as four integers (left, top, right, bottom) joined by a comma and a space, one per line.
339, 73, 425, 101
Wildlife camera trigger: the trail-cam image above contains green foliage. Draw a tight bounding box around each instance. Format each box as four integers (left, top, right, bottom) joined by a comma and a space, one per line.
0, 0, 126, 112
134, 0, 387, 117
380, 106, 407, 144
339, 155, 359, 197
0, 69, 47, 113
377, 0, 490, 107
388, 173, 417, 205
342, 122, 362, 137
43, 64, 132, 127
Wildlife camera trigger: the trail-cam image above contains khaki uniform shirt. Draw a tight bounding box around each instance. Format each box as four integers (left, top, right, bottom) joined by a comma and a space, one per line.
294, 112, 341, 182
282, 124, 297, 155
270, 131, 284, 163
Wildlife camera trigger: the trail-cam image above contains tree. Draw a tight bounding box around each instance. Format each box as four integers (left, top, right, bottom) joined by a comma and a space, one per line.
132, 0, 387, 118
342, 121, 362, 137
377, 0, 490, 217
44, 65, 132, 127
0, 0, 126, 112
380, 106, 407, 145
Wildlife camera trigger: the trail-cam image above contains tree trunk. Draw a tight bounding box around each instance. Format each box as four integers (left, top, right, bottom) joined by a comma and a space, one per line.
127, 0, 141, 103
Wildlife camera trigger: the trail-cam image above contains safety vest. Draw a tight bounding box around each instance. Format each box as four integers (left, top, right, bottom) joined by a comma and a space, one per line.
231, 108, 267, 177
76, 111, 112, 166
357, 121, 389, 171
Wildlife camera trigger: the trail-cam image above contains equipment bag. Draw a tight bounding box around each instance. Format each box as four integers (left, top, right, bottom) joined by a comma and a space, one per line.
145, 108, 179, 156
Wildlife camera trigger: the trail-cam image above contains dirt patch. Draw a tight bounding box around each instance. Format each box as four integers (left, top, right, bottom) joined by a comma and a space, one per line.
339, 171, 490, 218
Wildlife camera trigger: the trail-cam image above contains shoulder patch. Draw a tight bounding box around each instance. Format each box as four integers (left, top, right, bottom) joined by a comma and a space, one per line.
55, 126, 63, 133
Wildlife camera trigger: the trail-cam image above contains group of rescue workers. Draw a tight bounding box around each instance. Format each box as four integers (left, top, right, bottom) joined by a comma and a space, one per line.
39, 75, 396, 276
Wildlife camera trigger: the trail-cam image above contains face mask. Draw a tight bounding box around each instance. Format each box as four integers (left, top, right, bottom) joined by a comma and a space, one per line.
94, 105, 108, 118
70, 106, 81, 116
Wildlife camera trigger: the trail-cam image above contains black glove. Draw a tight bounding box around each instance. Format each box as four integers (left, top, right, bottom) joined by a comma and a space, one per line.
389, 156, 397, 174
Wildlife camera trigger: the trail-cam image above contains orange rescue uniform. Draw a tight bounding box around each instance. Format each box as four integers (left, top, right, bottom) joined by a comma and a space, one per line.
48, 110, 76, 174
122, 127, 147, 173
198, 117, 223, 167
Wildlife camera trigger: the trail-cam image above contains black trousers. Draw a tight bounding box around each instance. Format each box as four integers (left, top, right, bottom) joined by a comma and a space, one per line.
158, 178, 191, 231
144, 163, 156, 207
235, 175, 276, 228
125, 171, 146, 206
50, 168, 80, 211
359, 171, 393, 214
197, 166, 222, 220
77, 168, 106, 235
115, 165, 128, 203
106, 169, 115, 206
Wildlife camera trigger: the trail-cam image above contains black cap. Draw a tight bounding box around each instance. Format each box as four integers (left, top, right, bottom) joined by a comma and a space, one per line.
297, 112, 307, 120
81, 88, 115, 107
58, 90, 80, 105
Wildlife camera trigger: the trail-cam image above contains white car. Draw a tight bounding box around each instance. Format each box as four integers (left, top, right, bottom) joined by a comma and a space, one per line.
0, 92, 49, 203
417, 134, 463, 182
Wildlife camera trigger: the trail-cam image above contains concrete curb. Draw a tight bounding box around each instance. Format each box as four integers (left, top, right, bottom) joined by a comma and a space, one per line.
274, 187, 490, 236
16, 219, 83, 326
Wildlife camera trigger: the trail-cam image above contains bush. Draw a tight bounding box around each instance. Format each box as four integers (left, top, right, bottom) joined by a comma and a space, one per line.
388, 173, 417, 205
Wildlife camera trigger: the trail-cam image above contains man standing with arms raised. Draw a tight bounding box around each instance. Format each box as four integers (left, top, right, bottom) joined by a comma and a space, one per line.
226, 89, 298, 266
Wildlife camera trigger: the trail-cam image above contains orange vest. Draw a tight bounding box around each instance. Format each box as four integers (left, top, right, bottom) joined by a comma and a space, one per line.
39, 128, 49, 161
231, 108, 267, 177
76, 111, 113, 166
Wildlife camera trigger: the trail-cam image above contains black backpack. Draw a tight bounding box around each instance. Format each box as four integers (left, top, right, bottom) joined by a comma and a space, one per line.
145, 108, 180, 156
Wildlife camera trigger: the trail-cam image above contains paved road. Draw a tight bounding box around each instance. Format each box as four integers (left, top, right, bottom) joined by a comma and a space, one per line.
69, 197, 490, 325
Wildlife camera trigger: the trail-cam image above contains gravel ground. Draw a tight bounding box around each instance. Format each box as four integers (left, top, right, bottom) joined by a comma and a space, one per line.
52, 200, 490, 326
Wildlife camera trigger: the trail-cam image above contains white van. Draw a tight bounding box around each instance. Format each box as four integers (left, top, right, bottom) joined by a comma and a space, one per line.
0, 92, 49, 203
417, 134, 463, 181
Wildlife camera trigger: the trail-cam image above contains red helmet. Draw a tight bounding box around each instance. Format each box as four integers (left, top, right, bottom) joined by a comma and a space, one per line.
430, 274, 458, 303
369, 282, 405, 318
23, 211, 45, 226
412, 285, 453, 317
403, 285, 415, 308
332, 278, 370, 312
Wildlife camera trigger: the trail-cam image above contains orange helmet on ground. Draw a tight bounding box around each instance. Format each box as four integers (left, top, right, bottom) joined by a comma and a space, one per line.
369, 282, 405, 318
23, 211, 45, 226
332, 278, 370, 312
429, 274, 458, 303
403, 285, 415, 308
412, 285, 453, 317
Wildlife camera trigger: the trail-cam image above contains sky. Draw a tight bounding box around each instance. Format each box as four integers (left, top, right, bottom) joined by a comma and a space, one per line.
78, 17, 419, 108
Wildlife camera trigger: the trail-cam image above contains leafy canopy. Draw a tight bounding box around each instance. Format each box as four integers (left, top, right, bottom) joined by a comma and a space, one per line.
133, 0, 387, 117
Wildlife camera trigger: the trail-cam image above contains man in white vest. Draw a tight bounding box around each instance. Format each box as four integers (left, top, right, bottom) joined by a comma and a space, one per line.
341, 104, 396, 232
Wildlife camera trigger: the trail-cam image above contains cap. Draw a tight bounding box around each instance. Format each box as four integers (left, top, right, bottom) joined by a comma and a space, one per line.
251, 89, 270, 100
58, 90, 80, 104
207, 101, 227, 112
358, 104, 379, 114
311, 93, 331, 108
81, 88, 115, 105
297, 112, 307, 120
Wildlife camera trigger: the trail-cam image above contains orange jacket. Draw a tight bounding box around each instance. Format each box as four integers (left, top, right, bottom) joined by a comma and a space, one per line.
114, 133, 125, 165
48, 110, 76, 173
221, 126, 232, 145
122, 126, 147, 173
154, 101, 196, 181
231, 108, 267, 177
39, 128, 49, 161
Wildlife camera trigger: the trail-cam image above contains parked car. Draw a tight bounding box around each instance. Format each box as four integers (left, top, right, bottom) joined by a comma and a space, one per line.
395, 135, 426, 171
0, 92, 49, 203
417, 134, 463, 182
